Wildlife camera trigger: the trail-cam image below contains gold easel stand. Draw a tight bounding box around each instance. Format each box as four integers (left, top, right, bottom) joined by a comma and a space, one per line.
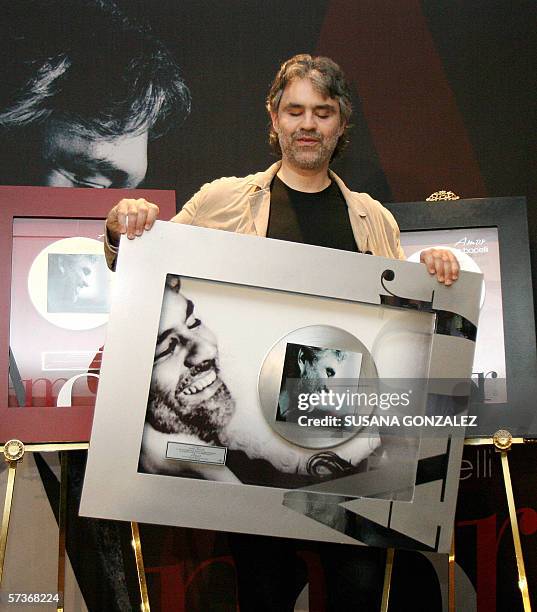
0, 440, 24, 586
380, 430, 534, 612
131, 521, 151, 612
456, 431, 533, 612
0, 440, 151, 612
380, 547, 395, 611
448, 533, 456, 611
0, 440, 87, 611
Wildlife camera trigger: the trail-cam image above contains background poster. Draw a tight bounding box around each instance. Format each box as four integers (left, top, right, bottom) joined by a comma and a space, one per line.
1, 1, 535, 610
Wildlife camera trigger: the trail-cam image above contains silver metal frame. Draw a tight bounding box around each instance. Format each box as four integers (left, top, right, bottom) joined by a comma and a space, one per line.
80, 222, 482, 553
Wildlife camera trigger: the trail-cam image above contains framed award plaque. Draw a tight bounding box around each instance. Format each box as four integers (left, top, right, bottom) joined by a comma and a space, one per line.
0, 186, 176, 443
81, 222, 483, 553
385, 196, 537, 437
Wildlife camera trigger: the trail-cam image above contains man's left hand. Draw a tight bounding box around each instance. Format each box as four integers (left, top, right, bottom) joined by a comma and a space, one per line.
420, 248, 460, 286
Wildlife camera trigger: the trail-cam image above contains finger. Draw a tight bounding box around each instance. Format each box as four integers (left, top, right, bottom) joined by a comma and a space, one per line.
420, 250, 437, 275
440, 251, 459, 285
113, 200, 130, 234
145, 203, 160, 230
443, 258, 453, 285
448, 252, 460, 282
134, 202, 149, 236
126, 201, 141, 239
434, 254, 445, 283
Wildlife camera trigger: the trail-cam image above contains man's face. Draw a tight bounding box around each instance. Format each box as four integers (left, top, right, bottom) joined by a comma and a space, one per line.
296, 347, 350, 401
40, 119, 148, 188
151, 285, 225, 407
271, 77, 345, 172
59, 254, 98, 302
299, 348, 346, 381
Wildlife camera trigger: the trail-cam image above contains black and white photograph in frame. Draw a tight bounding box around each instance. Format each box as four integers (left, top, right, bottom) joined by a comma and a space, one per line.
260, 324, 379, 451
47, 252, 110, 314
276, 342, 363, 424
27, 235, 113, 331
81, 222, 483, 553
138, 275, 384, 490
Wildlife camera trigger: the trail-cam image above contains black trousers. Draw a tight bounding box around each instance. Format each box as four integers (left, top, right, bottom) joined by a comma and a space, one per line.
229, 533, 386, 612
229, 533, 442, 612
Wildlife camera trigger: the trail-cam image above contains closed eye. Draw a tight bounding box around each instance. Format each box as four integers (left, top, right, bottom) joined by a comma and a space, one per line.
155, 336, 179, 361
185, 299, 201, 329
72, 176, 107, 188
187, 317, 201, 329
56, 167, 108, 188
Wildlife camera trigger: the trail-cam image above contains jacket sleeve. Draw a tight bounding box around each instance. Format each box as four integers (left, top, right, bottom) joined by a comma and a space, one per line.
170, 194, 198, 224
393, 221, 407, 261
170, 181, 215, 224
383, 207, 406, 261
104, 224, 119, 271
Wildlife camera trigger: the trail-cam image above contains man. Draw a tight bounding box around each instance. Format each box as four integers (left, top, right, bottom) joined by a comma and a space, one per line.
139, 274, 238, 481
0, 0, 190, 188
105, 54, 457, 283
106, 54, 452, 611
146, 275, 234, 445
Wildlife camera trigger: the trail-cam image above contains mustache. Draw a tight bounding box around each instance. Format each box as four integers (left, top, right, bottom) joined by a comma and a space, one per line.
176, 359, 218, 393
292, 131, 321, 142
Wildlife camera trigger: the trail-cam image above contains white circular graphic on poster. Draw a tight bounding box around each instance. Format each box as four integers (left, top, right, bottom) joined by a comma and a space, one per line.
28, 237, 113, 330
407, 246, 486, 308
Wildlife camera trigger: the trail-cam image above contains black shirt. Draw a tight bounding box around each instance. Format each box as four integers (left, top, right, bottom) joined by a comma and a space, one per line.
266, 175, 359, 252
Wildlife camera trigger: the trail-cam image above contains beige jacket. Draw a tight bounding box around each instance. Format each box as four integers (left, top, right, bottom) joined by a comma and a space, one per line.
105, 162, 405, 268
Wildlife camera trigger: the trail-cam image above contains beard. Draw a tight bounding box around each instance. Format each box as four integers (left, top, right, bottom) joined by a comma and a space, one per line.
278, 129, 339, 170
147, 376, 235, 446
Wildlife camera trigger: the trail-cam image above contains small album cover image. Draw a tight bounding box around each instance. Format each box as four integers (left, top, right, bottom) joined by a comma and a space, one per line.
276, 342, 363, 424
47, 253, 110, 314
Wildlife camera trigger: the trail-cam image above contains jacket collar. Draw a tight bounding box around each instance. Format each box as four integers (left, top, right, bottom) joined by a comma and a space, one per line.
248, 161, 281, 191
246, 163, 279, 236
329, 170, 368, 217
248, 161, 368, 217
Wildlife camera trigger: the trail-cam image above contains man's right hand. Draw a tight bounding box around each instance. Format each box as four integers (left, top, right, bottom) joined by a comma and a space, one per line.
106, 198, 160, 245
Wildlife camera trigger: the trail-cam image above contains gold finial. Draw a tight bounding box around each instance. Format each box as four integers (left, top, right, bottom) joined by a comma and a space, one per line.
3, 439, 25, 462
426, 190, 460, 201
493, 429, 513, 451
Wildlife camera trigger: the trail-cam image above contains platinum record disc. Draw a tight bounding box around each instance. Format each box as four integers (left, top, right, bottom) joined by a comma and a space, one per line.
258, 324, 378, 449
